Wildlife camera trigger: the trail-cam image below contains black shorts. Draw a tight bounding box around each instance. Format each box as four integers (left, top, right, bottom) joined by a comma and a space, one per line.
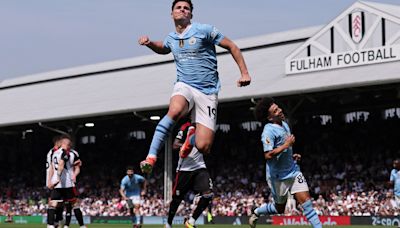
172, 168, 212, 197
50, 187, 79, 202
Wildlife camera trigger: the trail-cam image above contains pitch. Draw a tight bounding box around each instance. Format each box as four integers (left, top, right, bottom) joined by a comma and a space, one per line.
0, 225, 381, 228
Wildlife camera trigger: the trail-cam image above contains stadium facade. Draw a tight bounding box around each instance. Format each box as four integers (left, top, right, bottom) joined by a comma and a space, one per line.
0, 1, 399, 128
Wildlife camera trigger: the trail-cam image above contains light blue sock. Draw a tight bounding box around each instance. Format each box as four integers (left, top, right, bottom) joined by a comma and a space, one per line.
255, 203, 277, 215
148, 115, 175, 157
302, 200, 322, 228
189, 133, 195, 145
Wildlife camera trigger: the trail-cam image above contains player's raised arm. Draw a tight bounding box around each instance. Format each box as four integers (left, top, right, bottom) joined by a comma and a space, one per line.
218, 37, 251, 87
138, 36, 171, 55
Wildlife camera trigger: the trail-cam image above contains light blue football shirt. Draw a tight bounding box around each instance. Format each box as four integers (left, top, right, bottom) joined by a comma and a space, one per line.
163, 22, 224, 95
120, 174, 145, 197
390, 169, 400, 197
261, 121, 300, 180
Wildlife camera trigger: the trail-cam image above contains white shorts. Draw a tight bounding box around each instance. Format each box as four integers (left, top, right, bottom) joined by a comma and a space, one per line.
395, 195, 400, 208
127, 195, 141, 207
267, 172, 309, 204
171, 82, 218, 131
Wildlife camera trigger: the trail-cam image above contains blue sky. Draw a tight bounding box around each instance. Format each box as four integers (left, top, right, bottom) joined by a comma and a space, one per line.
0, 0, 399, 80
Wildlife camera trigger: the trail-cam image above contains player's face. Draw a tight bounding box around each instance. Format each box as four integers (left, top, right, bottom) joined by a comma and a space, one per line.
267, 103, 285, 122
171, 1, 192, 22
60, 138, 72, 151
127, 169, 134, 178
54, 140, 61, 149
394, 160, 400, 170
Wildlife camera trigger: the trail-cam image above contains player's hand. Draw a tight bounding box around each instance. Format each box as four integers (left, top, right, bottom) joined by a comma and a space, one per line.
48, 180, 59, 190
138, 36, 151, 46
47, 183, 54, 190
284, 134, 295, 147
293, 153, 301, 162
237, 72, 251, 87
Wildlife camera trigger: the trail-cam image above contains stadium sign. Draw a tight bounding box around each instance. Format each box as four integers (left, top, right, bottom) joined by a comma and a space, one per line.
288, 45, 400, 74
285, 2, 400, 75
272, 216, 351, 226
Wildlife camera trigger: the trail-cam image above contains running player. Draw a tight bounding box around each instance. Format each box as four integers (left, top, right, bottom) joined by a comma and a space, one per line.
138, 0, 251, 174
119, 166, 147, 228
249, 97, 322, 228
165, 121, 213, 228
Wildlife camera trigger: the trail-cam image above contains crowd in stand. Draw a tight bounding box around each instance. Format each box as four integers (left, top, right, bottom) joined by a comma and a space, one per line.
0, 111, 399, 217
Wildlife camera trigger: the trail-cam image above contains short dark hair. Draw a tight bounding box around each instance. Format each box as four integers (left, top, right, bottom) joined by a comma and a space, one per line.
59, 134, 72, 141
254, 97, 275, 123
52, 135, 61, 144
126, 166, 134, 171
171, 0, 193, 12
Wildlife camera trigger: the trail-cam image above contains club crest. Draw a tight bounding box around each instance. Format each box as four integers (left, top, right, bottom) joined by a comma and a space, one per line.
189, 37, 196, 45
349, 11, 365, 44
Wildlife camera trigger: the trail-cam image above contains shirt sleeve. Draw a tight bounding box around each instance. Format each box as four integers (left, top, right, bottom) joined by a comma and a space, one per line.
72, 151, 80, 162
163, 35, 172, 49
120, 178, 126, 189
137, 175, 145, 183
391, 170, 396, 182
203, 24, 224, 45
262, 126, 275, 152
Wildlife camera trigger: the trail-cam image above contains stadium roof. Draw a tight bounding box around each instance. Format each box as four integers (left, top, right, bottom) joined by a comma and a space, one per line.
1, 1, 400, 127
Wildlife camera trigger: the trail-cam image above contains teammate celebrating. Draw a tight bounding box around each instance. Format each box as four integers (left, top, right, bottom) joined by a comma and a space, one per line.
165, 121, 213, 228
47, 135, 86, 228
250, 97, 322, 228
119, 166, 147, 228
138, 0, 251, 174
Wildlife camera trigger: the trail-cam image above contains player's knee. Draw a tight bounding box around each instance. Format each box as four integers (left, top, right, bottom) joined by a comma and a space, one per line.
71, 200, 80, 208
195, 141, 212, 154
49, 200, 58, 208
167, 107, 185, 120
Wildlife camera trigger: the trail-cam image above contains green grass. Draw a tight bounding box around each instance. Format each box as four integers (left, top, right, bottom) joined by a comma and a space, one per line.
0, 225, 387, 228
